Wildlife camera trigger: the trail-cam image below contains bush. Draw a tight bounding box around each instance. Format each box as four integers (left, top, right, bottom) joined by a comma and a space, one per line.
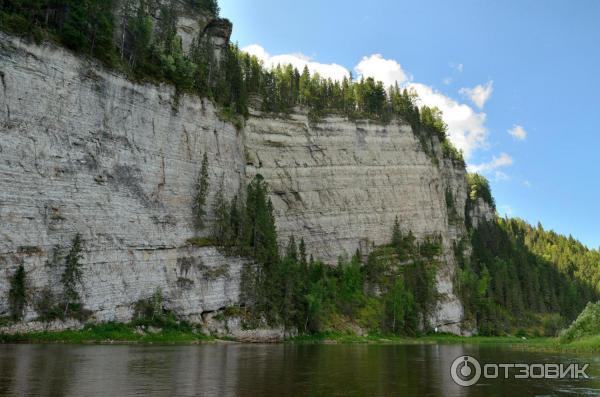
560, 302, 600, 342
467, 173, 496, 210
34, 288, 64, 322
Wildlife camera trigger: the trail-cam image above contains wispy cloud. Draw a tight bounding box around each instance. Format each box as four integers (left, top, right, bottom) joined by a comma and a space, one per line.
459, 81, 494, 109
522, 180, 532, 188
468, 152, 514, 173
508, 124, 528, 140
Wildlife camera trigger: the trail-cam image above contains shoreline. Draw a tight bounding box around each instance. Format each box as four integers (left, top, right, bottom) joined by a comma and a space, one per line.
2, 323, 595, 352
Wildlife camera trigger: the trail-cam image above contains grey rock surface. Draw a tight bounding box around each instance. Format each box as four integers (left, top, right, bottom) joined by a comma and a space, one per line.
0, 33, 494, 335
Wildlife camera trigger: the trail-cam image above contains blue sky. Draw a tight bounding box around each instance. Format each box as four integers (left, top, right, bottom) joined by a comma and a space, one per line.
220, 0, 600, 249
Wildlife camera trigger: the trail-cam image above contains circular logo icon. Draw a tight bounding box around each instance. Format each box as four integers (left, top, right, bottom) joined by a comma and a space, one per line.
450, 355, 482, 387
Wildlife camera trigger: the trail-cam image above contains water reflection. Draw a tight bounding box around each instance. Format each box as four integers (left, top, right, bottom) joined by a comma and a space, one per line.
0, 343, 597, 396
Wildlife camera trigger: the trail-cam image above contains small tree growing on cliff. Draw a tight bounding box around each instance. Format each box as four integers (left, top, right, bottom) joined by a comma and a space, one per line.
193, 152, 210, 230
8, 264, 27, 321
212, 177, 231, 245
61, 234, 84, 315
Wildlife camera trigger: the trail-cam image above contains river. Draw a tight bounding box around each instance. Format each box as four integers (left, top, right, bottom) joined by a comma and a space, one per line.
0, 343, 598, 396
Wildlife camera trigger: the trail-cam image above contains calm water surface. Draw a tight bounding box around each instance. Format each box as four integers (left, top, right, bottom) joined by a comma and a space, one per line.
0, 343, 598, 396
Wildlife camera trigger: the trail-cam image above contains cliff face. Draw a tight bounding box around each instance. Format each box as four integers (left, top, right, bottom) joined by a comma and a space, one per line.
0, 33, 246, 326
245, 110, 471, 332
0, 33, 490, 334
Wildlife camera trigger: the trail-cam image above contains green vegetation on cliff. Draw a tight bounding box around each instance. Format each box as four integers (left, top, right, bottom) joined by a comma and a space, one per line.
466, 173, 496, 210
208, 176, 443, 336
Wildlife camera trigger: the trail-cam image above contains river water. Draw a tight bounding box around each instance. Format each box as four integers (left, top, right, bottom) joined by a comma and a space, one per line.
0, 343, 598, 396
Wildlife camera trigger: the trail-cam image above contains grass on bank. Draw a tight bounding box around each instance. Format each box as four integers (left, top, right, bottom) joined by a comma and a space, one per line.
3, 325, 600, 353
288, 331, 548, 345
0, 322, 214, 344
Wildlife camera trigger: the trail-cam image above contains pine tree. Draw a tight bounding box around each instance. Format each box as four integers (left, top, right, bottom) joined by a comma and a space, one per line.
62, 234, 84, 314
299, 237, 307, 267
212, 177, 230, 244
392, 216, 402, 248
285, 235, 298, 261
193, 152, 210, 230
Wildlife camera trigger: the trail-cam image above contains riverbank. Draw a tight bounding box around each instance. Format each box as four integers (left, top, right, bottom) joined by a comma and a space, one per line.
0, 323, 216, 344
292, 332, 600, 353
2, 323, 600, 352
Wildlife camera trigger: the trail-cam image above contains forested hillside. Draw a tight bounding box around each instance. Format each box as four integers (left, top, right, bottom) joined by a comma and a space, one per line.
456, 214, 599, 336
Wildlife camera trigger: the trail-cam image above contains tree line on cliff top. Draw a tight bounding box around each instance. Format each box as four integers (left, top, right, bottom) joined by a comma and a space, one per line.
1, 0, 464, 164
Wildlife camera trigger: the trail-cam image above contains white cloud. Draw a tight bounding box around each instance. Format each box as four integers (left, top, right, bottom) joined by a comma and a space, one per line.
467, 153, 514, 174
408, 83, 488, 160
354, 54, 409, 87
242, 47, 492, 161
522, 180, 532, 188
508, 124, 528, 140
443, 77, 453, 85
242, 44, 349, 82
459, 80, 494, 109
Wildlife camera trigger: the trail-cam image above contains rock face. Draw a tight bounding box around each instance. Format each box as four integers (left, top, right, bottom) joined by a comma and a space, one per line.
0, 33, 492, 334
0, 33, 246, 325
245, 109, 472, 333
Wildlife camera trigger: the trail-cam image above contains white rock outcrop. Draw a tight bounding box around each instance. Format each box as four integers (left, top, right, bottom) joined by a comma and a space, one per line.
0, 33, 492, 334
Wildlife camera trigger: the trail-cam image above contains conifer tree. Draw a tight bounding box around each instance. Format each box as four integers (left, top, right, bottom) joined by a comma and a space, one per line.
212, 177, 230, 244
8, 264, 27, 321
193, 152, 210, 230
62, 234, 84, 315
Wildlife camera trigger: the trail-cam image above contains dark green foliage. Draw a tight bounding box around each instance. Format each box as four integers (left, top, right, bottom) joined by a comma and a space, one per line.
456, 218, 598, 336
242, 175, 278, 265
211, 177, 230, 245
33, 287, 64, 322
232, 191, 441, 335
384, 276, 415, 334
61, 234, 84, 312
186, 0, 220, 15
8, 264, 27, 321
466, 173, 496, 210
193, 152, 210, 230
1, 0, 115, 62
132, 288, 187, 329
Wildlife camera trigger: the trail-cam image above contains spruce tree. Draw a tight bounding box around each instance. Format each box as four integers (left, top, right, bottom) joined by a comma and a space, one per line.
193, 152, 210, 230
8, 264, 27, 321
212, 177, 230, 245
62, 234, 84, 315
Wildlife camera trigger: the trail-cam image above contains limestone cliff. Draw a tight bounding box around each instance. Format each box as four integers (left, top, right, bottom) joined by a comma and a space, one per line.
0, 32, 492, 335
